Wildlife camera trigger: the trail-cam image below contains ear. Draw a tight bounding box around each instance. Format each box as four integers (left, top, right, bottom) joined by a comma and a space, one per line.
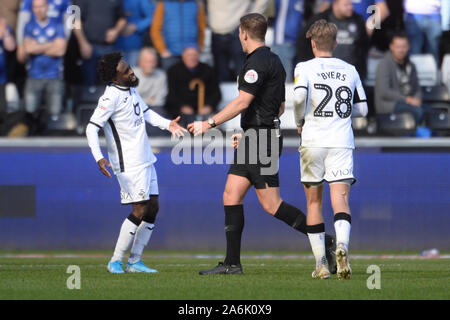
333, 41, 338, 50
311, 39, 316, 50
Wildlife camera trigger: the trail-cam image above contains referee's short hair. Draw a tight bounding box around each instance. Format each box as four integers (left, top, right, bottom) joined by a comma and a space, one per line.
240, 13, 267, 42
306, 19, 338, 52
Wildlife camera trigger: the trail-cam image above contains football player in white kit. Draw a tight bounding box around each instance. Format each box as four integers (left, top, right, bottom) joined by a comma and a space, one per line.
86, 52, 187, 274
293, 20, 368, 280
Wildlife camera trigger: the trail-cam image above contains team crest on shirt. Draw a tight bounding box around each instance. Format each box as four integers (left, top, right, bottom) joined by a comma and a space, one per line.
46, 27, 56, 37
244, 70, 258, 83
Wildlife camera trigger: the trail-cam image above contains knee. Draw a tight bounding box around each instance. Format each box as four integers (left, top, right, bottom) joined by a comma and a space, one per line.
143, 199, 159, 223
132, 205, 147, 220
261, 200, 281, 216
223, 188, 239, 205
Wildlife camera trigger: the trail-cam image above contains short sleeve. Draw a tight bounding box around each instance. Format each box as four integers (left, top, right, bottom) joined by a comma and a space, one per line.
55, 22, 66, 39
238, 60, 265, 96
23, 22, 33, 39
89, 94, 117, 128
293, 62, 308, 91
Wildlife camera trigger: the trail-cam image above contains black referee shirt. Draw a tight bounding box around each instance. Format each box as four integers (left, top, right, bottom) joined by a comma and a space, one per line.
238, 46, 286, 131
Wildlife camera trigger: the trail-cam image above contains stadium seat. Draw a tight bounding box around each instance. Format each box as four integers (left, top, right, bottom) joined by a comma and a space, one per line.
427, 111, 450, 133
377, 113, 416, 136
46, 113, 77, 134
442, 54, 450, 94
71, 85, 105, 107
75, 103, 96, 135
5, 82, 21, 113
422, 85, 450, 104
410, 54, 438, 87
365, 56, 382, 87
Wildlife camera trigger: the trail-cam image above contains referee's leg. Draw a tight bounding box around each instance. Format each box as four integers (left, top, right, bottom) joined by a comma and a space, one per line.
255, 186, 307, 235
222, 174, 252, 266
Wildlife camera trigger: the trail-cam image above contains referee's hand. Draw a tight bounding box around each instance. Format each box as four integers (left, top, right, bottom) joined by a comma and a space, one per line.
231, 133, 242, 149
97, 158, 112, 178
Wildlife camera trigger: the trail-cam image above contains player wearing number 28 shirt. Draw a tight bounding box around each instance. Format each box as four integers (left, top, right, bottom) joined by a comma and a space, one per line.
293, 20, 367, 280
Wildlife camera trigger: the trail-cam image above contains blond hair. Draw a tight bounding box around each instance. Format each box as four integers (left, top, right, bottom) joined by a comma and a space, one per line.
306, 20, 338, 52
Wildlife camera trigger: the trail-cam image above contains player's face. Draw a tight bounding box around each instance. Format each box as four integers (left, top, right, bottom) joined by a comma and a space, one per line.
116, 60, 139, 88
390, 38, 410, 62
32, 0, 48, 21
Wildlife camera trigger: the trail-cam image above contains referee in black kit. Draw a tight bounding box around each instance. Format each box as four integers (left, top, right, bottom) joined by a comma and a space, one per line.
187, 13, 336, 275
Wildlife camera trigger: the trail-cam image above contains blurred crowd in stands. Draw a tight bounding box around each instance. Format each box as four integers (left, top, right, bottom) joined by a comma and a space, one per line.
0, 0, 449, 137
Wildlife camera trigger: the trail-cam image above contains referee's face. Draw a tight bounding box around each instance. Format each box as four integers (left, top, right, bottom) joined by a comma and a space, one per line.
238, 26, 248, 53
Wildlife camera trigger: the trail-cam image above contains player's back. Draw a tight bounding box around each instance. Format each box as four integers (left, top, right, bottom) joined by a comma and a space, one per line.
294, 57, 366, 149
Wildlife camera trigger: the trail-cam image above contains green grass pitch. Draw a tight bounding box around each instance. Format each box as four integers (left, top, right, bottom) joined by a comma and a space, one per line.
0, 251, 449, 300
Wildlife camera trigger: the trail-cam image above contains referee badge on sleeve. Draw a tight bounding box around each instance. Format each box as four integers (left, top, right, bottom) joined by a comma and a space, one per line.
244, 70, 258, 83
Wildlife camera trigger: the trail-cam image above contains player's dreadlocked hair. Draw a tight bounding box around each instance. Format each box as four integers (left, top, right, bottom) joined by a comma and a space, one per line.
97, 52, 123, 82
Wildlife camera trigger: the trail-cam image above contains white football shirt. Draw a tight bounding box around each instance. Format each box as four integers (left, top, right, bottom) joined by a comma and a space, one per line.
293, 57, 368, 149
86, 84, 171, 174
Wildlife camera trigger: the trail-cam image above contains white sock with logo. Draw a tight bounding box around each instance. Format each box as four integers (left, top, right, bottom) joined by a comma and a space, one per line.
128, 222, 155, 264
334, 219, 351, 251
307, 232, 327, 267
111, 218, 139, 262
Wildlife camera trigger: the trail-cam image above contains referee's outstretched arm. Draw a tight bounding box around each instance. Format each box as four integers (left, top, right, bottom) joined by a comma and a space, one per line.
187, 90, 254, 136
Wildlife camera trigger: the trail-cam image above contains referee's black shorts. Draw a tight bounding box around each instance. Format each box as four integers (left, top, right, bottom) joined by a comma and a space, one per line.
228, 127, 283, 189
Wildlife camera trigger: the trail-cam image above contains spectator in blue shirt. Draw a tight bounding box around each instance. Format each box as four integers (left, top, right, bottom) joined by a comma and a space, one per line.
16, 0, 71, 45
115, 0, 156, 67
18, 0, 67, 130
0, 17, 16, 121
319, 0, 390, 36
272, 0, 305, 82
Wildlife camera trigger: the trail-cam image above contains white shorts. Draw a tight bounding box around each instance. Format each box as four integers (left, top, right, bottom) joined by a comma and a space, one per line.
116, 164, 159, 204
299, 147, 355, 186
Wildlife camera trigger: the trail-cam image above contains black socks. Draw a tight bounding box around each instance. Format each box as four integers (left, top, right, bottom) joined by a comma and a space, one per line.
274, 201, 307, 235
224, 205, 244, 266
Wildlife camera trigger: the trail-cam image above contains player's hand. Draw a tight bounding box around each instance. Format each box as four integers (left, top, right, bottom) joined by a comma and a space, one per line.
231, 133, 242, 149
169, 116, 188, 138
187, 121, 210, 136
297, 126, 302, 135
97, 158, 112, 178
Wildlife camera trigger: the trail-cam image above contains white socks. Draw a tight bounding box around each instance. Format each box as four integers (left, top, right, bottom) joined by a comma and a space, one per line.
335, 219, 351, 251
307, 232, 326, 267
128, 222, 155, 264
111, 218, 139, 262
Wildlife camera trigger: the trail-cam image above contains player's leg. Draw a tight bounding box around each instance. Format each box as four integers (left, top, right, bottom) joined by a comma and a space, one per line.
126, 165, 160, 273
199, 173, 251, 275
330, 182, 352, 280
304, 183, 329, 279
126, 197, 159, 273
109, 206, 143, 274
325, 148, 355, 280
